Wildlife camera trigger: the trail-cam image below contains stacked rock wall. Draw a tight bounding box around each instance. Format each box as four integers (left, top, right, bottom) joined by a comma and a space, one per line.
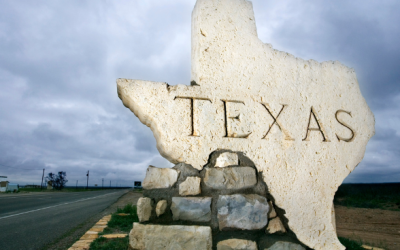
130, 150, 310, 250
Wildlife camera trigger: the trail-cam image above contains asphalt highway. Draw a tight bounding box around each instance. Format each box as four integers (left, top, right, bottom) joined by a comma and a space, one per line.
0, 189, 128, 250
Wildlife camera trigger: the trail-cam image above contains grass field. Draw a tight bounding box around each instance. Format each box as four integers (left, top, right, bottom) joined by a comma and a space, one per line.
334, 183, 400, 210
100, 204, 139, 235
90, 204, 138, 250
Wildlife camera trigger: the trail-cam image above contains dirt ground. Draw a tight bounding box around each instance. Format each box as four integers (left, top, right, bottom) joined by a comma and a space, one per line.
335, 205, 400, 250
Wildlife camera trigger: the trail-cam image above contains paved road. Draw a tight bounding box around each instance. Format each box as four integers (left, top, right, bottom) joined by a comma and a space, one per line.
0, 190, 128, 250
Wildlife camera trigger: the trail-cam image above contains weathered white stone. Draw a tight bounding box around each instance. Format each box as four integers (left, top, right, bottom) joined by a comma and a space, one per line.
173, 162, 200, 180
217, 239, 257, 250
117, 0, 374, 249
171, 197, 211, 222
129, 223, 212, 250
268, 201, 277, 218
215, 152, 239, 167
142, 165, 179, 189
265, 241, 305, 250
331, 202, 336, 232
266, 217, 286, 234
204, 166, 257, 189
179, 176, 201, 196
156, 200, 167, 217
137, 197, 152, 222
217, 194, 269, 230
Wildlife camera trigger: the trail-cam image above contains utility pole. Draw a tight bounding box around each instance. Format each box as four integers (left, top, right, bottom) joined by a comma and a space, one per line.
76, 180, 78, 189
102, 178, 104, 189
110, 180, 111, 188
40, 169, 45, 191
86, 171, 89, 190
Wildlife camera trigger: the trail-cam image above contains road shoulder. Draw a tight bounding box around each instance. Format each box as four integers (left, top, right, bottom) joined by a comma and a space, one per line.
43, 190, 142, 250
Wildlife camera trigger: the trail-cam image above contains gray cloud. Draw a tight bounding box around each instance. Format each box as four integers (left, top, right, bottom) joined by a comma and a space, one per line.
0, 0, 398, 185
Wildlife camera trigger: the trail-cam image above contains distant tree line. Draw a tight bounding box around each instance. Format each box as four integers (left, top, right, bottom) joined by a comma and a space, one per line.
46, 171, 68, 190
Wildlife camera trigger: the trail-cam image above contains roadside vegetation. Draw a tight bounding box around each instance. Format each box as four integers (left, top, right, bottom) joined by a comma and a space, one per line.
87, 203, 379, 250
101, 204, 138, 234
339, 237, 388, 250
334, 183, 400, 210
89, 237, 129, 250
338, 237, 365, 250
90, 204, 138, 250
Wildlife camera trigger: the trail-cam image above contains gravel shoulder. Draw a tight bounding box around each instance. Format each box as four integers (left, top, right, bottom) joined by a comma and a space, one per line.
335, 205, 400, 250
43, 190, 142, 250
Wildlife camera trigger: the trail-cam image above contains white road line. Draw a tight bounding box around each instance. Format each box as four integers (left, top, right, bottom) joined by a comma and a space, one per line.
0, 195, 45, 198
0, 191, 121, 220
0, 191, 99, 199
0, 193, 60, 198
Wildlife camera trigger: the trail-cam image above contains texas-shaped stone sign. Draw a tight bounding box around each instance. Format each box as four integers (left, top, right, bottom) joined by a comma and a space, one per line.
117, 0, 375, 249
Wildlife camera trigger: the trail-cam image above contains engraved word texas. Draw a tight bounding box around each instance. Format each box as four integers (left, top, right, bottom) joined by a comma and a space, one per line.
175, 96, 355, 142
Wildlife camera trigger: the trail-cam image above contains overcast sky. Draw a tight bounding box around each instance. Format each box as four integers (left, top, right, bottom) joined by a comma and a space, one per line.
0, 0, 399, 186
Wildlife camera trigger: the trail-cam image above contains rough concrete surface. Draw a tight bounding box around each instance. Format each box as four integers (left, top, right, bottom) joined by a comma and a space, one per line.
156, 200, 167, 217
266, 217, 287, 234
171, 197, 212, 222
268, 201, 277, 219
217, 194, 269, 230
117, 0, 375, 249
137, 197, 153, 222
266, 241, 306, 250
142, 166, 179, 189
217, 239, 257, 250
179, 176, 202, 196
215, 152, 239, 168
204, 166, 257, 190
129, 223, 212, 250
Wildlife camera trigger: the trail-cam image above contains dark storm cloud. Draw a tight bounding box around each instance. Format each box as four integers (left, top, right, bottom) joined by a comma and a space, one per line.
0, 0, 186, 185
251, 0, 400, 182
252, 0, 400, 105
0, 0, 398, 185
